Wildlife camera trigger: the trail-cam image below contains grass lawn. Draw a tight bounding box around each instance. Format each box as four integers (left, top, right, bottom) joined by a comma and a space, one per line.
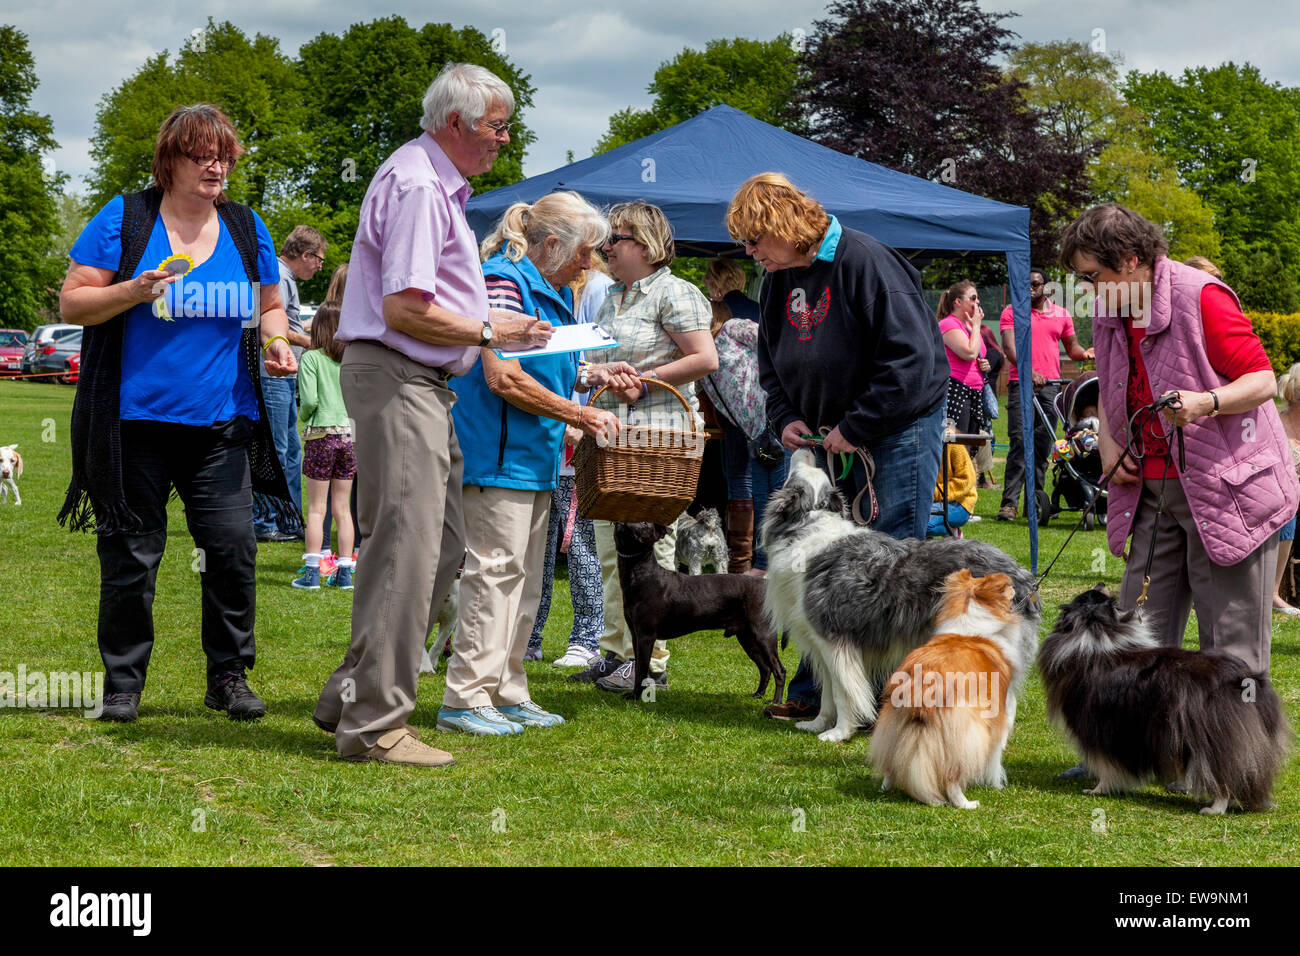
0, 378, 1297, 866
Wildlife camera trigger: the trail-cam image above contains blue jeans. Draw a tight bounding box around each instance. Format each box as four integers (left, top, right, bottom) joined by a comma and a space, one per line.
721, 421, 790, 570
253, 375, 302, 535
785, 403, 945, 706
926, 502, 971, 537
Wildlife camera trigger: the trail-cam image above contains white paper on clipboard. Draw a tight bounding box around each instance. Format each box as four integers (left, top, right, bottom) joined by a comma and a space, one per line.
493, 323, 618, 360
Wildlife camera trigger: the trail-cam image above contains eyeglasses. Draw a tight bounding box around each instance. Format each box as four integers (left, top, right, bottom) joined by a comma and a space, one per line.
479, 119, 514, 137
187, 153, 237, 171
1074, 270, 1101, 286
740, 237, 763, 249
305, 252, 324, 265
1029, 280, 1044, 289
607, 233, 636, 245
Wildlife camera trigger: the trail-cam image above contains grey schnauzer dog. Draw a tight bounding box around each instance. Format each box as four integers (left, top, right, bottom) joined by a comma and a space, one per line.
675, 508, 730, 575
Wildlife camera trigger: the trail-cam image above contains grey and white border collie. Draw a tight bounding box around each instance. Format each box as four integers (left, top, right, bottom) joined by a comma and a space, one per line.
761, 448, 1040, 742
1040, 585, 1291, 814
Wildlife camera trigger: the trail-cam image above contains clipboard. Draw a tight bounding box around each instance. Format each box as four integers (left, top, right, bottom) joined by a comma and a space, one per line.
494, 323, 618, 360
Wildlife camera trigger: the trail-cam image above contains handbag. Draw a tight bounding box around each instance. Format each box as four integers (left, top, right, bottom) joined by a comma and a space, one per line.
983, 382, 1000, 420
751, 424, 786, 467
708, 378, 785, 467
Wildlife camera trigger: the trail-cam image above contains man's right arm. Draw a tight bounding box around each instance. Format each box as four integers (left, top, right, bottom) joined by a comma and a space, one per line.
382, 289, 551, 349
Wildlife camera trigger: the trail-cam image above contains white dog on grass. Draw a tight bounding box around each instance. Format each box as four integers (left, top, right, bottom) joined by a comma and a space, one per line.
0, 445, 22, 505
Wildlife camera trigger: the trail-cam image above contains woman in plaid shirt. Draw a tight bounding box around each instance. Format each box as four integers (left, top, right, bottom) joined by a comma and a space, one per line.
569, 201, 718, 693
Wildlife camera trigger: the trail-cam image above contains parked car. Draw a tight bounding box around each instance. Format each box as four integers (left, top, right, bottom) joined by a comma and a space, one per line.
66, 352, 80, 385
0, 329, 28, 376
30, 328, 82, 384
21, 323, 80, 376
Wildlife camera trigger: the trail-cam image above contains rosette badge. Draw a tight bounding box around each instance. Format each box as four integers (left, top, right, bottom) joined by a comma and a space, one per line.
153, 253, 195, 321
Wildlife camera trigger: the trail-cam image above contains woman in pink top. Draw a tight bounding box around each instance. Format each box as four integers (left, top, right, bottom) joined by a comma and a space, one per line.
936, 280, 991, 437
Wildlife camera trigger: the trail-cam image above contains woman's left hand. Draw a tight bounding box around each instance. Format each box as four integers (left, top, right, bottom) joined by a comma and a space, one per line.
263, 339, 297, 377
822, 425, 859, 455
1159, 390, 1214, 427
585, 361, 640, 392
977, 357, 991, 373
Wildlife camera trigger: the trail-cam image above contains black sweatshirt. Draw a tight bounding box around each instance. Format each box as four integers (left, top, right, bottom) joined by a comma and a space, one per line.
757, 226, 949, 447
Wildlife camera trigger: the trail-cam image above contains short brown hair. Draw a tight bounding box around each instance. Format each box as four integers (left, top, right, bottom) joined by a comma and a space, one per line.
1184, 255, 1223, 280
309, 300, 345, 363
151, 104, 244, 200
607, 201, 675, 270
281, 225, 326, 260
705, 258, 747, 298
1059, 203, 1168, 273
726, 172, 829, 254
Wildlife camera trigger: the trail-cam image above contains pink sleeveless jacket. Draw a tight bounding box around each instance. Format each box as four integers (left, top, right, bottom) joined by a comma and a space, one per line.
1095, 256, 1298, 566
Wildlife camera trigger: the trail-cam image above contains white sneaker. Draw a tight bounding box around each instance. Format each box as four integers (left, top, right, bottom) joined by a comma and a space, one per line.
553, 644, 598, 668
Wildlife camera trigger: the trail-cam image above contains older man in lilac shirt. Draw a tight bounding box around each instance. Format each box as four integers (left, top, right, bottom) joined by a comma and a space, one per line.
314, 63, 551, 766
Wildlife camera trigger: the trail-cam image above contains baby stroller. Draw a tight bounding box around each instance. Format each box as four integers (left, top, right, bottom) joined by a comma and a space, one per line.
1034, 373, 1107, 529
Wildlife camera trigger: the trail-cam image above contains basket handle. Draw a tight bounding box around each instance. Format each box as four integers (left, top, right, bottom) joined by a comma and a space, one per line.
587, 375, 698, 435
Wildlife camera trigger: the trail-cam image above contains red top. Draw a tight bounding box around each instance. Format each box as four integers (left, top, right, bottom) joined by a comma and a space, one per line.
1125, 285, 1273, 479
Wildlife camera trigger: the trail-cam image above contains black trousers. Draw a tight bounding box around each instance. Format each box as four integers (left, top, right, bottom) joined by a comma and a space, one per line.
1001, 381, 1060, 512
97, 417, 258, 693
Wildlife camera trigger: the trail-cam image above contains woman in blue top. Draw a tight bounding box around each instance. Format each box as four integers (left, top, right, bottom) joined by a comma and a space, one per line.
438, 191, 636, 735
58, 104, 300, 724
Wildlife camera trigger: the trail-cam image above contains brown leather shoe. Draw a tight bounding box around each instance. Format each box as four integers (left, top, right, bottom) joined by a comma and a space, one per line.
726, 499, 754, 574
763, 698, 819, 721
342, 727, 455, 767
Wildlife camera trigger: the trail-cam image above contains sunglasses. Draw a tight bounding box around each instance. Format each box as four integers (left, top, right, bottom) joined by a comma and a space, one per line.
607, 233, 636, 245
740, 236, 763, 249
1074, 270, 1101, 286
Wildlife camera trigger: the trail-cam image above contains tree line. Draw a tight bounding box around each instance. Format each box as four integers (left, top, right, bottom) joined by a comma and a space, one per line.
3, 1, 1299, 326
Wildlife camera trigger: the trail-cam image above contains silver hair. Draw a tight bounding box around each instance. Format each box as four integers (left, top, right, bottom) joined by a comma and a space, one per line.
421, 62, 515, 134
479, 191, 609, 277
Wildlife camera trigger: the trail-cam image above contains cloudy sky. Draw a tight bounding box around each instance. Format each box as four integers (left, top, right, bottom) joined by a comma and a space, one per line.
6, 0, 1298, 193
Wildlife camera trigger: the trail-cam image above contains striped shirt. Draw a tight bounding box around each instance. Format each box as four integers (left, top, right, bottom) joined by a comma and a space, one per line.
485, 275, 524, 313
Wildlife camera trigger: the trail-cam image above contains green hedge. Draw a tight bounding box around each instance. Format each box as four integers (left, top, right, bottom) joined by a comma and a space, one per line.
1249, 312, 1300, 373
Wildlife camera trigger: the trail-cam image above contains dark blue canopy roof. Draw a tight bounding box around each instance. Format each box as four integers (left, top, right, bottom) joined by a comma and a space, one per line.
467, 105, 1029, 260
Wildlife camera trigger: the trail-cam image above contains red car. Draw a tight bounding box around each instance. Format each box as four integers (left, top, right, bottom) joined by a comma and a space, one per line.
65, 352, 80, 385
0, 329, 27, 376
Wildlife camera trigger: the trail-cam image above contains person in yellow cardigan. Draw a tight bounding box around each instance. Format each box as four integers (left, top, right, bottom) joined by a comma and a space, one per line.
927, 443, 978, 537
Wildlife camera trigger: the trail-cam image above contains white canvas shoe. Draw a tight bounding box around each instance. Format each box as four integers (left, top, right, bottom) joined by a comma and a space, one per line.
553, 644, 598, 668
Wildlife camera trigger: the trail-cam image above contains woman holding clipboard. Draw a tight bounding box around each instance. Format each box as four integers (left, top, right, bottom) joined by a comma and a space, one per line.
438, 192, 636, 736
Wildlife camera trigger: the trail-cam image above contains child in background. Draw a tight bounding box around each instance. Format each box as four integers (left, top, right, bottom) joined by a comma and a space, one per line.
927, 442, 978, 537
293, 301, 356, 590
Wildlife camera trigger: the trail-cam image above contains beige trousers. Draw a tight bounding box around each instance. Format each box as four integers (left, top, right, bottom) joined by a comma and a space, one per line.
594, 519, 674, 673
315, 342, 466, 757
1120, 477, 1276, 674
442, 485, 551, 710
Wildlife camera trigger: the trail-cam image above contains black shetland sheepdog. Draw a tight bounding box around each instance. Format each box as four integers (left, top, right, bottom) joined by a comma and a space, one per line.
1039, 585, 1291, 814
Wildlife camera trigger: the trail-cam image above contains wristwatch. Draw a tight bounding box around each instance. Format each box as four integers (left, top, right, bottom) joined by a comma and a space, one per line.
1209, 390, 1220, 417
479, 321, 493, 347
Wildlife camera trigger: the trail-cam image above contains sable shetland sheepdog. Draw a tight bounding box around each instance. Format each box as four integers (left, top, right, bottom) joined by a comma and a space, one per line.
1039, 585, 1292, 815
761, 448, 1040, 742
871, 571, 1031, 809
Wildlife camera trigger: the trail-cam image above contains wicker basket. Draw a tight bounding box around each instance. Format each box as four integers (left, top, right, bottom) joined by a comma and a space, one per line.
574, 376, 704, 525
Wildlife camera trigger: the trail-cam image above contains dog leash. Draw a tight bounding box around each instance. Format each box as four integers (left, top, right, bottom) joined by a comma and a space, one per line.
800, 428, 879, 526
1014, 393, 1185, 615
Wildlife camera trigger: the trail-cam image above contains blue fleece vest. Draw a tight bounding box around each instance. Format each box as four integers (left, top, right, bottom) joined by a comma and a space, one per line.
451, 252, 578, 491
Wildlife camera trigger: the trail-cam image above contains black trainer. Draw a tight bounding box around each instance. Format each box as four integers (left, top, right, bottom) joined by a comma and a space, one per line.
567, 650, 621, 683
205, 670, 267, 720
99, 692, 140, 722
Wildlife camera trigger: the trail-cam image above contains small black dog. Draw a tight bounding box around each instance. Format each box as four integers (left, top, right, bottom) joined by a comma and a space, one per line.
1039, 584, 1291, 814
615, 522, 784, 703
